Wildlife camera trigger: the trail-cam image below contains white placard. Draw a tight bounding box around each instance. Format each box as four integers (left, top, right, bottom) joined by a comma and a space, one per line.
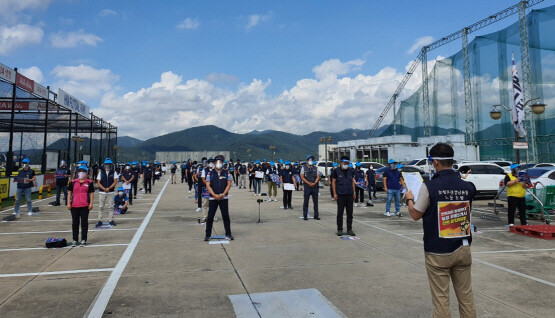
255, 171, 264, 179
122, 182, 132, 190
0, 63, 16, 83
402, 172, 424, 201
283, 183, 295, 191
58, 88, 90, 118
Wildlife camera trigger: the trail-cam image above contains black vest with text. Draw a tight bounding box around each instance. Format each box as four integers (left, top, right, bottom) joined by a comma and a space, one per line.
303, 165, 318, 183
99, 170, 115, 192
336, 168, 354, 196
423, 169, 475, 254
209, 169, 228, 195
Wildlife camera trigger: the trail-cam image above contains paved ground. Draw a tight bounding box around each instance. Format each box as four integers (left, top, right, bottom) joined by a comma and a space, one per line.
0, 174, 553, 317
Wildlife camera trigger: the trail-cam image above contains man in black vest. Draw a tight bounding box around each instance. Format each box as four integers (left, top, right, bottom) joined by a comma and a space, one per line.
13, 158, 36, 218
300, 155, 320, 220
54, 160, 71, 206
96, 158, 118, 227
204, 155, 233, 241
121, 164, 135, 205
405, 143, 476, 318
131, 161, 140, 199
332, 156, 356, 236
142, 162, 153, 194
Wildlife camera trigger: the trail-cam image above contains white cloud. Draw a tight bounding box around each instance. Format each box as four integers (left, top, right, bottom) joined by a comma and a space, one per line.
95, 58, 416, 139
407, 36, 434, 54
0, 24, 43, 55
177, 18, 200, 30
312, 58, 365, 80
49, 29, 102, 48
0, 0, 51, 25
52, 64, 119, 100
205, 73, 239, 84
99, 9, 117, 17
19, 66, 43, 84
245, 13, 271, 31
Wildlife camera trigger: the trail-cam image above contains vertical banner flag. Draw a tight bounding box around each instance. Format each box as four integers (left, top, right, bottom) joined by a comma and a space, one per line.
511, 53, 526, 138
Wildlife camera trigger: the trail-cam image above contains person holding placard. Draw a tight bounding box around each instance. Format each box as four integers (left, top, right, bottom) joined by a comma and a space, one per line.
121, 164, 135, 205
253, 161, 264, 196
13, 158, 36, 218
266, 161, 279, 202
280, 161, 297, 209
354, 162, 366, 207
332, 156, 357, 236
405, 143, 476, 318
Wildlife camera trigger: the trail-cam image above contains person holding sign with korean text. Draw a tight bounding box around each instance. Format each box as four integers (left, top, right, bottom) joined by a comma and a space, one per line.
405, 143, 476, 318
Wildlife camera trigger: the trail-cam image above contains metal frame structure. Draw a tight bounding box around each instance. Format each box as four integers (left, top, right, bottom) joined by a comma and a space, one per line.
0, 65, 117, 176
370, 0, 545, 150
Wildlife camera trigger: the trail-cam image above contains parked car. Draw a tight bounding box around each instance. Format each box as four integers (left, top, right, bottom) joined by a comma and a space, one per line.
317, 161, 333, 178
482, 160, 512, 172
453, 163, 507, 197
535, 163, 555, 168
497, 166, 555, 201
404, 158, 432, 173
375, 165, 430, 190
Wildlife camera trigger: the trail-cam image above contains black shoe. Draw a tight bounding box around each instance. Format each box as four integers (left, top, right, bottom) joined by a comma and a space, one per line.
303, 217, 308, 221
347, 229, 356, 236
314, 216, 321, 220
95, 221, 103, 227
289, 206, 293, 209
226, 234, 234, 240
283, 206, 288, 210
204, 236, 210, 241
336, 230, 343, 236
109, 220, 116, 226
134, 196, 137, 199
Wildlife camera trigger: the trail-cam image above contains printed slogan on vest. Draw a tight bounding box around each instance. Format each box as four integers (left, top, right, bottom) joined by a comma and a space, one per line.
437, 201, 471, 238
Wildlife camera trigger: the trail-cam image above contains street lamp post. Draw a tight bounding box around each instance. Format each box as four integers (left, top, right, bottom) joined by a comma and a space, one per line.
319, 136, 333, 179
490, 97, 546, 164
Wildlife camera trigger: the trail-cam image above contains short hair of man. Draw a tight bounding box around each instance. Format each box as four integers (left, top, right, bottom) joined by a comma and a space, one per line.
429, 143, 455, 167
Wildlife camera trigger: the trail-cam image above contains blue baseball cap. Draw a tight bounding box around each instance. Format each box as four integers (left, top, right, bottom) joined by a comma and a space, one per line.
332, 163, 339, 167
356, 162, 362, 167
77, 165, 88, 172
388, 159, 397, 164
255, 160, 260, 164
285, 161, 291, 165
306, 155, 315, 160
510, 163, 520, 170
117, 186, 124, 192
104, 158, 113, 164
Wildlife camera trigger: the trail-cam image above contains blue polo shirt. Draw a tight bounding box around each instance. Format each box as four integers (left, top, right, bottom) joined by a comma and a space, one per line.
383, 168, 402, 190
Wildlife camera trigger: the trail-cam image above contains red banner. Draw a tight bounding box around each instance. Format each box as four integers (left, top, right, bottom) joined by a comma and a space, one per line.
0, 101, 56, 111
16, 73, 34, 92
43, 174, 56, 188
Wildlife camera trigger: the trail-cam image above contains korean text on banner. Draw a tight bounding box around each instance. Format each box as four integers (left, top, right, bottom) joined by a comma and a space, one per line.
0, 178, 9, 199
16, 73, 34, 92
402, 172, 423, 201
33, 83, 48, 99
58, 88, 90, 118
0, 63, 16, 83
437, 201, 471, 239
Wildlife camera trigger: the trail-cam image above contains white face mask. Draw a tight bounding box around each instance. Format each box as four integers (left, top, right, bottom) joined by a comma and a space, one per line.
78, 172, 87, 179
286, 165, 290, 169
209, 162, 215, 168
125, 166, 130, 170
118, 191, 124, 196
308, 160, 313, 166
370, 166, 373, 170
215, 162, 223, 170
341, 164, 349, 170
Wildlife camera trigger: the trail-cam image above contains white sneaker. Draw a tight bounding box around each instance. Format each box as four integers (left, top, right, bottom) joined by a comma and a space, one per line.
355, 203, 359, 207
188, 190, 191, 194
27, 212, 33, 216
13, 213, 20, 219
509, 223, 514, 226
80, 240, 86, 246
196, 208, 202, 212
273, 198, 278, 202
267, 198, 271, 202
72, 241, 78, 247
384, 212, 391, 217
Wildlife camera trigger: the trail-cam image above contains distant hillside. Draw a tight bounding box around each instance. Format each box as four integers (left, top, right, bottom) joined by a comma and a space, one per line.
118, 125, 372, 162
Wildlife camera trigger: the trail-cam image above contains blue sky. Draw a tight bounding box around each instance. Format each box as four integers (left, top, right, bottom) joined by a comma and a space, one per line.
0, 0, 549, 139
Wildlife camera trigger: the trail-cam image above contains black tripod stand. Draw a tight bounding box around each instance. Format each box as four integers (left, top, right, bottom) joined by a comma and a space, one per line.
257, 199, 263, 223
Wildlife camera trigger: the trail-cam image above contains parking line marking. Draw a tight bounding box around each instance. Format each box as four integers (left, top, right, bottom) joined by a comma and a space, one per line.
474, 259, 555, 287
3, 217, 145, 223
0, 244, 130, 252
473, 248, 555, 254
85, 178, 170, 318
355, 218, 555, 287
0, 228, 139, 235
0, 268, 114, 278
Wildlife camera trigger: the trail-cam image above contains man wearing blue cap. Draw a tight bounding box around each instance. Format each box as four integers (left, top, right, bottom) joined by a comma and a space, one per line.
266, 161, 279, 201
329, 163, 339, 200
13, 158, 36, 218
252, 160, 263, 195
280, 161, 297, 209
300, 155, 320, 220
204, 155, 233, 241
383, 159, 405, 217
354, 162, 366, 207
96, 158, 118, 227
331, 156, 356, 236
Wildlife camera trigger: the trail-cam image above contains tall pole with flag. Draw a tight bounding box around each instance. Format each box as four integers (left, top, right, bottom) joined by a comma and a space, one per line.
511, 53, 526, 164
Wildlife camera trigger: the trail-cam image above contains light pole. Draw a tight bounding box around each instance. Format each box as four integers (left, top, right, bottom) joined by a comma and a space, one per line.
319, 136, 333, 178
490, 98, 546, 164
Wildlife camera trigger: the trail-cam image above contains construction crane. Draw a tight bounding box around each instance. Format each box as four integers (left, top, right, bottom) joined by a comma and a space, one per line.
369, 0, 545, 138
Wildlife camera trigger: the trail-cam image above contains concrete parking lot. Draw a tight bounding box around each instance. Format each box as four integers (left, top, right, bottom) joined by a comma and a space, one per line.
0, 174, 553, 317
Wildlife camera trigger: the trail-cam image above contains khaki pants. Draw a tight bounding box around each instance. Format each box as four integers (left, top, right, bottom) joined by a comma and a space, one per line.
202, 197, 209, 220
425, 246, 476, 318
98, 192, 113, 222
171, 173, 177, 183
268, 181, 277, 198
239, 174, 247, 188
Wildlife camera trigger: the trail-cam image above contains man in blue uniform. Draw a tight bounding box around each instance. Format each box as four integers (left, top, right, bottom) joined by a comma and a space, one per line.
238, 160, 247, 189
54, 160, 71, 206
332, 156, 356, 236
383, 159, 405, 217
96, 158, 118, 227
13, 158, 36, 218
354, 162, 366, 207
204, 155, 233, 241
405, 143, 476, 318
300, 155, 320, 220
142, 162, 153, 194
131, 162, 140, 199
121, 164, 135, 205
365, 164, 377, 204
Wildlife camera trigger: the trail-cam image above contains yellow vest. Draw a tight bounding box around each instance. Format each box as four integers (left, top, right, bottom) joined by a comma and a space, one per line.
506, 173, 526, 198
